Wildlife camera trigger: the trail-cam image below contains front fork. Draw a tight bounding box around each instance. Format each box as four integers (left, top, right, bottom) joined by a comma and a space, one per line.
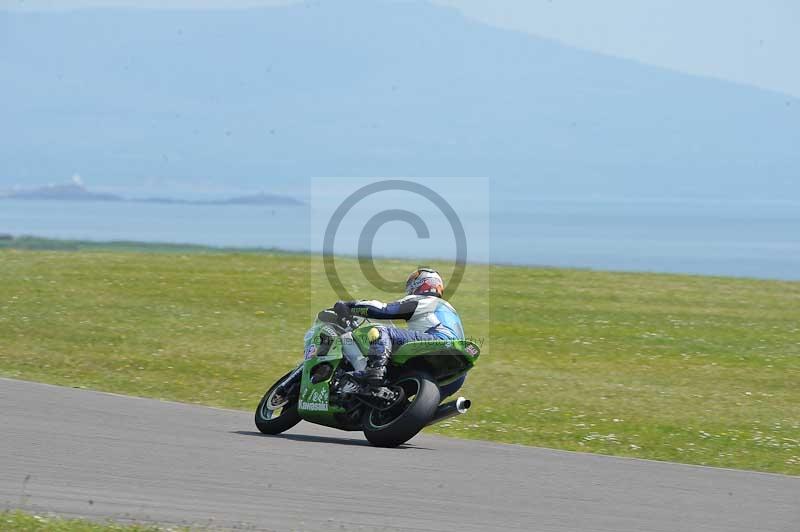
277, 365, 303, 396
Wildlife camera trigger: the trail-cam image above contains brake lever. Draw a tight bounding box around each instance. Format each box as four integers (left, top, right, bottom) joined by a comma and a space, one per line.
338, 315, 353, 330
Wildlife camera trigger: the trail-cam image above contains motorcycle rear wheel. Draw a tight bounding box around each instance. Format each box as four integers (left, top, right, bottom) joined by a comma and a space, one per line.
362, 371, 440, 448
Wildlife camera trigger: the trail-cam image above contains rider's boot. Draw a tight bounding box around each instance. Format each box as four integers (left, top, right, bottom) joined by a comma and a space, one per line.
350, 333, 390, 386
356, 356, 388, 385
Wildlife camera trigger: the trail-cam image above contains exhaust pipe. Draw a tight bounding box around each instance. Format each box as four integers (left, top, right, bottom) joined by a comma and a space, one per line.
426, 397, 471, 426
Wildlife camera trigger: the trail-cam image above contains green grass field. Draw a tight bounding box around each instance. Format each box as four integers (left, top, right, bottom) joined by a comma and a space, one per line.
0, 511, 180, 531
1, 239, 799, 475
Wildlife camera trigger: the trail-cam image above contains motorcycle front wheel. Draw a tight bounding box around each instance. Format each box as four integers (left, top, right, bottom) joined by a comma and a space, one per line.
254, 370, 302, 435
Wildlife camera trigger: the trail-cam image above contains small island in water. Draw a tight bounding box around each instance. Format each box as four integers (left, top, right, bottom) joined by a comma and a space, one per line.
0, 180, 304, 207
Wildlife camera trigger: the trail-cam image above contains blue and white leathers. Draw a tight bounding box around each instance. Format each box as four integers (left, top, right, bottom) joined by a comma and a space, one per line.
347, 295, 464, 340
344, 295, 467, 396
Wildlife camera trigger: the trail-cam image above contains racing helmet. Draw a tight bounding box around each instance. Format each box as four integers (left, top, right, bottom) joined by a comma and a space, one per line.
405, 268, 444, 297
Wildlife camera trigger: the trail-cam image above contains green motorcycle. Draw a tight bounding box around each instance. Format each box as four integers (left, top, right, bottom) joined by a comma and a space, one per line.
255, 309, 480, 447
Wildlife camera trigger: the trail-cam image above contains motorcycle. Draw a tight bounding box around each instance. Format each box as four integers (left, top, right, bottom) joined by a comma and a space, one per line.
255, 309, 480, 447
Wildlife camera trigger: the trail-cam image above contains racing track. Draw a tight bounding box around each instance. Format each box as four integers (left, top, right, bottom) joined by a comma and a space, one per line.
1, 377, 798, 531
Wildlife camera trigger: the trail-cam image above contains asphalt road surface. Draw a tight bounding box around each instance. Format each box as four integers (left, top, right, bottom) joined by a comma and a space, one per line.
1, 378, 798, 531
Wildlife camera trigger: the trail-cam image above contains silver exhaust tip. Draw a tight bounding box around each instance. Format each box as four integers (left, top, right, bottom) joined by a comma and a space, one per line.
426, 396, 472, 426
455, 396, 471, 414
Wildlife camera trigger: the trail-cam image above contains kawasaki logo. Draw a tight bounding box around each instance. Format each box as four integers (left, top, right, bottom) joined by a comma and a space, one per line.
299, 400, 328, 411
300, 387, 329, 411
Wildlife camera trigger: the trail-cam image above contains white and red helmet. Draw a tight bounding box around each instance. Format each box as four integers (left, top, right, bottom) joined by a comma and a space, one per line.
405, 268, 444, 297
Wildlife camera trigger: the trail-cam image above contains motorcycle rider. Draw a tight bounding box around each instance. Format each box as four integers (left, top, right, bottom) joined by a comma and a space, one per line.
333, 267, 465, 387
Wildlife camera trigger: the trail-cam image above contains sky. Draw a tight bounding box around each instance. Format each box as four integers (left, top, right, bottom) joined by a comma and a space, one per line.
3, 0, 799, 98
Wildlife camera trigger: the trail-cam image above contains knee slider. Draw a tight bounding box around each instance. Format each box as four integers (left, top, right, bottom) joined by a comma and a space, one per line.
367, 326, 384, 343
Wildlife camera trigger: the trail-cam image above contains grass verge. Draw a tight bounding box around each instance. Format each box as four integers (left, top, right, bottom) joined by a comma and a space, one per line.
0, 511, 175, 531
1, 239, 798, 474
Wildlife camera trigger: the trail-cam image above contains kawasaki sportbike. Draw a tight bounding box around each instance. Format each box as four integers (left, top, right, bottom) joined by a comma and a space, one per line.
255, 309, 480, 447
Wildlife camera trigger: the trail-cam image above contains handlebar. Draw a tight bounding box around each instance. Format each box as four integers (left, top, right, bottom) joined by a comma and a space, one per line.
339, 314, 365, 331
317, 308, 367, 332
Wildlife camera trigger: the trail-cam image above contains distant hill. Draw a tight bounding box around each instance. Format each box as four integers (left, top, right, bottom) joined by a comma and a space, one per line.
135, 192, 304, 206
1, 0, 798, 201
1, 182, 303, 206
199, 192, 304, 206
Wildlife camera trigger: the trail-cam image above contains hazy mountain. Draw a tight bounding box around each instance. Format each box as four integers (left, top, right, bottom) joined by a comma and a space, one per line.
1, 0, 798, 201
